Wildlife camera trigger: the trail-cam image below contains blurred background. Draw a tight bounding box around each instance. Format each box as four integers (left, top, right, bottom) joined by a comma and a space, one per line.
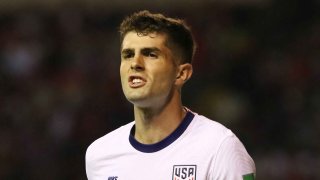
0, 0, 319, 179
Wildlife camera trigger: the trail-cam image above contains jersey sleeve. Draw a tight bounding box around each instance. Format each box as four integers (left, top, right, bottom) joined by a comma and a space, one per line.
210, 134, 256, 180
85, 144, 95, 180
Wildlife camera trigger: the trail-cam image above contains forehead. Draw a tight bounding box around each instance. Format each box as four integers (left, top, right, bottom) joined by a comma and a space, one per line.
121, 31, 168, 50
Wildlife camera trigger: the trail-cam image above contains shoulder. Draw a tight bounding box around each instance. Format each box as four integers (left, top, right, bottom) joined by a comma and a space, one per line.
211, 134, 256, 179
85, 122, 134, 179
192, 113, 256, 178
183, 111, 242, 157
85, 121, 134, 161
191, 112, 234, 142
189, 112, 255, 178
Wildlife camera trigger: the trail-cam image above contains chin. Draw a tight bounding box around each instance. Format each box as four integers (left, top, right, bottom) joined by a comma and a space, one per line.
128, 96, 160, 108
126, 96, 148, 106
129, 96, 168, 110
129, 101, 151, 109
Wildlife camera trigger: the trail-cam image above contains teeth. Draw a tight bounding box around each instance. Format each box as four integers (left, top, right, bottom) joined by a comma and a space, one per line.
132, 78, 142, 84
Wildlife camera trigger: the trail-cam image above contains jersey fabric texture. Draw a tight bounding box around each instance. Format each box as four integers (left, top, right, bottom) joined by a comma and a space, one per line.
86, 110, 256, 180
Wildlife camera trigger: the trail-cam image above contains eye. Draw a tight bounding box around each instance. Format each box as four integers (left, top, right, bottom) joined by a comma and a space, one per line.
122, 51, 134, 59
123, 54, 132, 59
143, 51, 158, 59
141, 48, 160, 59
148, 52, 158, 58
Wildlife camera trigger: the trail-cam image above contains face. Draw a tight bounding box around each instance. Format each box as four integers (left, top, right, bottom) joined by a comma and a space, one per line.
120, 31, 178, 108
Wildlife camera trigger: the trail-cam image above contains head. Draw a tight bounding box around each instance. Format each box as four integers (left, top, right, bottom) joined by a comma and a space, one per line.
119, 10, 196, 65
119, 11, 196, 108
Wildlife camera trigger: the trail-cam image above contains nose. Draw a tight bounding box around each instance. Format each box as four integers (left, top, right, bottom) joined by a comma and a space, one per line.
131, 54, 144, 71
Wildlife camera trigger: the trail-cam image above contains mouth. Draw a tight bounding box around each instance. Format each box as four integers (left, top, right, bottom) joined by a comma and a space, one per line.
128, 75, 147, 88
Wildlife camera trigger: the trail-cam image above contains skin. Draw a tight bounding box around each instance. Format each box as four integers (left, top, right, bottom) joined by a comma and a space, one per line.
120, 31, 193, 144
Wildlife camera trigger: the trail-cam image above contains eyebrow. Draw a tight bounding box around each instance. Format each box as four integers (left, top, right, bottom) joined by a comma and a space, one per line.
141, 47, 161, 54
121, 47, 161, 54
121, 48, 134, 54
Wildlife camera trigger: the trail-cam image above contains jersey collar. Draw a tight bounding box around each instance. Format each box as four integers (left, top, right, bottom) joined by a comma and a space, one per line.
129, 111, 195, 153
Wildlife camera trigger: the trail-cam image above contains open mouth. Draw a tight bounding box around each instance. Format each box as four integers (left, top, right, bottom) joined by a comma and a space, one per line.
128, 76, 146, 88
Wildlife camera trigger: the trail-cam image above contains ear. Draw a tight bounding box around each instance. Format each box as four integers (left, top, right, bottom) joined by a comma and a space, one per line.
175, 63, 193, 86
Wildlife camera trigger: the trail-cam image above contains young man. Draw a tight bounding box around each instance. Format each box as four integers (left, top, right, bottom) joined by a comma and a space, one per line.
86, 10, 256, 180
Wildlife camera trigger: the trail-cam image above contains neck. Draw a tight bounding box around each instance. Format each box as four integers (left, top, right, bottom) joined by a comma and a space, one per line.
133, 96, 186, 144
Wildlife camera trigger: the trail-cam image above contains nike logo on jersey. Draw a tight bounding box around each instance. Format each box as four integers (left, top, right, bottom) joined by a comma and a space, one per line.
108, 176, 118, 180
172, 165, 197, 180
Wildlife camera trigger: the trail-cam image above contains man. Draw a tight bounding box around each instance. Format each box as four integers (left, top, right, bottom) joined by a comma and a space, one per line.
86, 10, 256, 180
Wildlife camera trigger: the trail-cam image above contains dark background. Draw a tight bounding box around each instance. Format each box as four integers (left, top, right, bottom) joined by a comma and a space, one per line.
0, 0, 319, 179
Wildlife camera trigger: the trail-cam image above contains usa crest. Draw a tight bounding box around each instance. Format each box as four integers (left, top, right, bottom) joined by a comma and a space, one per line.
172, 165, 196, 180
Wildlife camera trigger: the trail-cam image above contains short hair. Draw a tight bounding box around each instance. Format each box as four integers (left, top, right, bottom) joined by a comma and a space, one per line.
119, 10, 196, 64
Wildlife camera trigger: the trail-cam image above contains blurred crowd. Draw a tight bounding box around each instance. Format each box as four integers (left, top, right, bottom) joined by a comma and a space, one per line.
0, 0, 319, 179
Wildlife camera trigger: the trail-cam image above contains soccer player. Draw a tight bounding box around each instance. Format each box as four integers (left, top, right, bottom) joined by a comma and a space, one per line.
85, 10, 256, 180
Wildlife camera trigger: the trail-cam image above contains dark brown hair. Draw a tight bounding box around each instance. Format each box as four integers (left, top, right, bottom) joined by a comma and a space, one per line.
119, 10, 196, 64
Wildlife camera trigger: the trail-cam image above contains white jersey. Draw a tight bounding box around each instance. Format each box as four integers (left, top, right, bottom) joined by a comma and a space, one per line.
86, 110, 256, 180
